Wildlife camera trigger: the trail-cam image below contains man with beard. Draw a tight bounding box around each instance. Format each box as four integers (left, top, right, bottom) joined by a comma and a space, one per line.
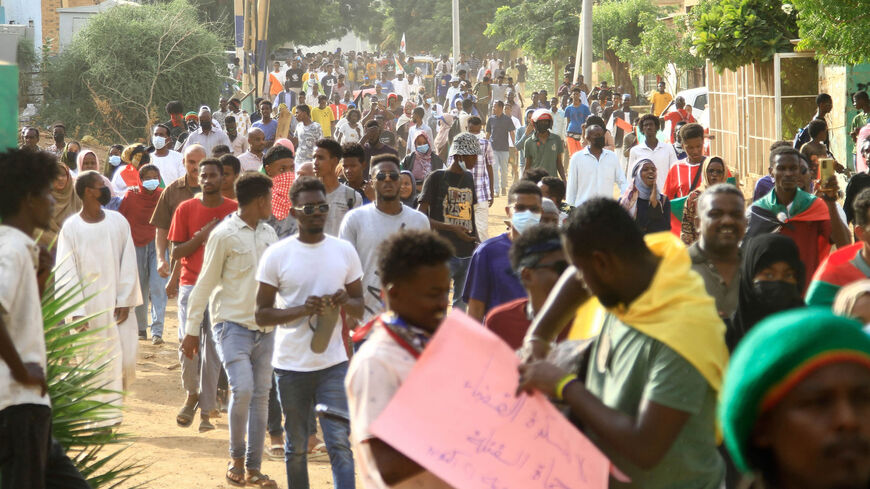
183, 107, 232, 157
518, 198, 728, 488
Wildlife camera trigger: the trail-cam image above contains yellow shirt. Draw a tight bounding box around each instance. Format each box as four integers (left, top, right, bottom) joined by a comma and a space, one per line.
311, 106, 336, 137
651, 91, 673, 116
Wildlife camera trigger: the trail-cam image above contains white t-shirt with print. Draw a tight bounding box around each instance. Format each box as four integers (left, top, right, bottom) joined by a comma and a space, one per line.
257, 235, 363, 372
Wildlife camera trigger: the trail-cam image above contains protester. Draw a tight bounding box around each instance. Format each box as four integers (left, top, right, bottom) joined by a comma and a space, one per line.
628, 114, 677, 190
650, 81, 673, 116
220, 154, 241, 200
565, 121, 627, 207
183, 107, 232, 157
255, 176, 362, 489
39, 161, 81, 250
262, 145, 295, 178
680, 156, 728, 244
832, 279, 870, 325
60, 141, 80, 172
166, 157, 238, 431
519, 197, 728, 488
335, 109, 364, 144
663, 123, 709, 200
620, 158, 671, 234
225, 115, 249, 156
400, 132, 442, 192
111, 144, 149, 194
313, 139, 361, 236
418, 132, 479, 310
806, 187, 870, 306
345, 229, 454, 489
238, 128, 266, 172
523, 109, 566, 180
150, 123, 186, 185
486, 100, 516, 197
730, 233, 804, 351
339, 154, 430, 324
45, 122, 66, 156
118, 163, 167, 344
466, 116, 495, 242
20, 126, 41, 152
662, 96, 696, 143
0, 148, 91, 489
55, 170, 142, 420
719, 308, 870, 489
463, 181, 542, 322
180, 172, 279, 488
312, 95, 337, 139
793, 93, 833, 150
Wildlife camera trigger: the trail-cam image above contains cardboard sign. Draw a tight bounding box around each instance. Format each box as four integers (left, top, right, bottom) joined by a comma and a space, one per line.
370, 310, 617, 489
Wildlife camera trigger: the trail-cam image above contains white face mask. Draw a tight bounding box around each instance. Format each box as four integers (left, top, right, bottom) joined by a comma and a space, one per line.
153, 135, 167, 150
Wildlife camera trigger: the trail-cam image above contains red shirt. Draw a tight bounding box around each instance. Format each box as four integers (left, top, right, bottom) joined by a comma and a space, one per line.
662, 109, 695, 142
484, 298, 569, 350
167, 197, 237, 286
118, 188, 162, 247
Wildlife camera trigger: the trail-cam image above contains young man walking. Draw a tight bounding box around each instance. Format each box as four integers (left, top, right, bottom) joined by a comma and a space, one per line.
313, 139, 362, 237
255, 176, 363, 489
180, 173, 279, 487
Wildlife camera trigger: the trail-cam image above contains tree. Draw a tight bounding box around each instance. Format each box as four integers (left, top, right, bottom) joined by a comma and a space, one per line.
612, 12, 704, 92
591, 0, 662, 97
692, 0, 798, 72
268, 0, 347, 49
42, 0, 225, 143
486, 0, 580, 64
787, 0, 870, 65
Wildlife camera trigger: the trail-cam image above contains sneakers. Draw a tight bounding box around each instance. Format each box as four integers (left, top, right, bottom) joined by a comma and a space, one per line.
152, 335, 164, 345
138, 331, 147, 340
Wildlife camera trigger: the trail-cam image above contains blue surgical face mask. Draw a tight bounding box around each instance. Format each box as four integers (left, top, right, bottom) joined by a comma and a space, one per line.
142, 179, 160, 191
109, 155, 122, 167
456, 157, 467, 171
416, 144, 430, 154
511, 210, 541, 234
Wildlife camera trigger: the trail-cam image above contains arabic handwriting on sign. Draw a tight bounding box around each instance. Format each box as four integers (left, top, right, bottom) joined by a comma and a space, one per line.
465, 429, 529, 468
462, 352, 526, 422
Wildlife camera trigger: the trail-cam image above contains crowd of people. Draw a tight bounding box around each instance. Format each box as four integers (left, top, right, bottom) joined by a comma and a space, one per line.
3, 48, 870, 489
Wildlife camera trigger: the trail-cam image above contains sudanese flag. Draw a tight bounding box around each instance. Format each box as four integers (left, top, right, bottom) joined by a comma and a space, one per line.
805, 242, 868, 306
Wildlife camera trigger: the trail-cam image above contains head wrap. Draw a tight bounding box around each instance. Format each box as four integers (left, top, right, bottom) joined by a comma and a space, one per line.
719, 308, 870, 473
399, 170, 418, 207
122, 144, 151, 168
450, 132, 480, 156
832, 279, 870, 321
410, 131, 433, 181
730, 234, 805, 348
619, 159, 660, 218
75, 150, 100, 172
43, 163, 82, 248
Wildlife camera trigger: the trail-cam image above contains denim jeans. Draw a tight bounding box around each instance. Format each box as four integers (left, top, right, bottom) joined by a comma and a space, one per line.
0, 404, 90, 489
267, 375, 283, 436
275, 362, 354, 489
213, 322, 274, 470
448, 255, 471, 311
493, 150, 510, 194
134, 241, 167, 337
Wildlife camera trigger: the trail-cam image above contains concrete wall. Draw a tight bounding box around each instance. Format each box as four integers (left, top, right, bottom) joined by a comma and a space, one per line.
42, 0, 100, 52
2, 0, 41, 51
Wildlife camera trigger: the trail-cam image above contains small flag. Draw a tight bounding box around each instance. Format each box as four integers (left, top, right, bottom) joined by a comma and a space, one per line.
614, 116, 633, 133
395, 58, 404, 74
400, 33, 406, 53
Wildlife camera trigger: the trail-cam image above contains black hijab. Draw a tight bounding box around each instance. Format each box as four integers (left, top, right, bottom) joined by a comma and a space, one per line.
729, 234, 805, 351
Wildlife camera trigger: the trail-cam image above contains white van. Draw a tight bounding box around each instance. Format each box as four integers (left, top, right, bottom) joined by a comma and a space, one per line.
663, 87, 709, 128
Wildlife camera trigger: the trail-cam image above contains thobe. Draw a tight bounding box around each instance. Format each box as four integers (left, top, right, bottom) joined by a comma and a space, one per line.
55, 211, 142, 422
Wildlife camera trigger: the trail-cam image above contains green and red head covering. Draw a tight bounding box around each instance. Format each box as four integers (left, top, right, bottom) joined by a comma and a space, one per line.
718, 307, 870, 473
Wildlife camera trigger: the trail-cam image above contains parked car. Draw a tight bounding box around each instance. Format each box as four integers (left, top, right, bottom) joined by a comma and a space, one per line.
663, 87, 709, 128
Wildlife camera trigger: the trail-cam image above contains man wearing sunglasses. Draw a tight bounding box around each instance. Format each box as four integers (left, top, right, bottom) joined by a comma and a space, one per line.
463, 180, 543, 323
339, 154, 430, 326
484, 224, 569, 349
255, 176, 364, 489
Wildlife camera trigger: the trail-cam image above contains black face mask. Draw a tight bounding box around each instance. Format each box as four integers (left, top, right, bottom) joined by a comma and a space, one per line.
97, 186, 112, 206
200, 120, 212, 131
592, 136, 606, 148
67, 151, 78, 163
752, 280, 802, 313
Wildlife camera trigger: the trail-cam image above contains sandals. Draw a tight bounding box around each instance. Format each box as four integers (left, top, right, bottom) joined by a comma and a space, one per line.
308, 442, 327, 454
176, 402, 197, 427
199, 415, 215, 433
225, 463, 245, 487
266, 444, 284, 461
246, 472, 278, 488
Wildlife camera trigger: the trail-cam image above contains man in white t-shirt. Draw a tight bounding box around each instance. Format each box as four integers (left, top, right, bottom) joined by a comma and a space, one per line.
255, 176, 363, 489
345, 229, 454, 489
150, 123, 185, 185
313, 139, 362, 236
339, 155, 429, 324
0, 149, 90, 488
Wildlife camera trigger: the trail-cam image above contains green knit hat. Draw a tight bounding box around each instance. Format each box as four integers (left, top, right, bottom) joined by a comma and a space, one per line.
718, 307, 870, 473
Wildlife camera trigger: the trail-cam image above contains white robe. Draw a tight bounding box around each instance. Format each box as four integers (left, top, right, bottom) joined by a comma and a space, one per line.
55, 210, 142, 422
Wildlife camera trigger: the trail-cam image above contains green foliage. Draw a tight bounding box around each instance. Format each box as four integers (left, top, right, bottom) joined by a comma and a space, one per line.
41, 0, 225, 143
692, 0, 798, 72
42, 270, 148, 488
788, 0, 870, 65
16, 39, 38, 108
526, 59, 555, 94
612, 13, 704, 91
591, 0, 661, 59
485, 0, 579, 61
268, 0, 347, 49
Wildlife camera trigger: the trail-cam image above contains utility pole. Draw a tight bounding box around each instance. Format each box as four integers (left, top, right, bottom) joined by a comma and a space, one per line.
581, 0, 592, 84
452, 0, 460, 74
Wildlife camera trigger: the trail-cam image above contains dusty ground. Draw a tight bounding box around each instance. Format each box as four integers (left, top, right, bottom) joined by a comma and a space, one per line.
116, 192, 513, 488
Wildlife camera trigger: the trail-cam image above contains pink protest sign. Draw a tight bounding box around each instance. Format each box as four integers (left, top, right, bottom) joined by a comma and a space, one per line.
370, 310, 615, 489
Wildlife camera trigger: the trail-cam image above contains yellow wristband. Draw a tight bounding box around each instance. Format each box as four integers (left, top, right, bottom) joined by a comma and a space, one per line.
554, 373, 578, 401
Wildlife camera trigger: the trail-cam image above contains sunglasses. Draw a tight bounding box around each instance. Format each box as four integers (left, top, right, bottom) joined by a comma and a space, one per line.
375, 171, 400, 182
293, 203, 329, 215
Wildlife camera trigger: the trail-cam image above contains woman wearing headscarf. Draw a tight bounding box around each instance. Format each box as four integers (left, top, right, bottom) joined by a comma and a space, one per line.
39, 162, 82, 250
401, 131, 442, 192
680, 156, 728, 244
729, 233, 805, 351
61, 141, 81, 173
111, 144, 149, 194
619, 158, 671, 234
434, 113, 455, 160
398, 170, 418, 208
832, 279, 870, 329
